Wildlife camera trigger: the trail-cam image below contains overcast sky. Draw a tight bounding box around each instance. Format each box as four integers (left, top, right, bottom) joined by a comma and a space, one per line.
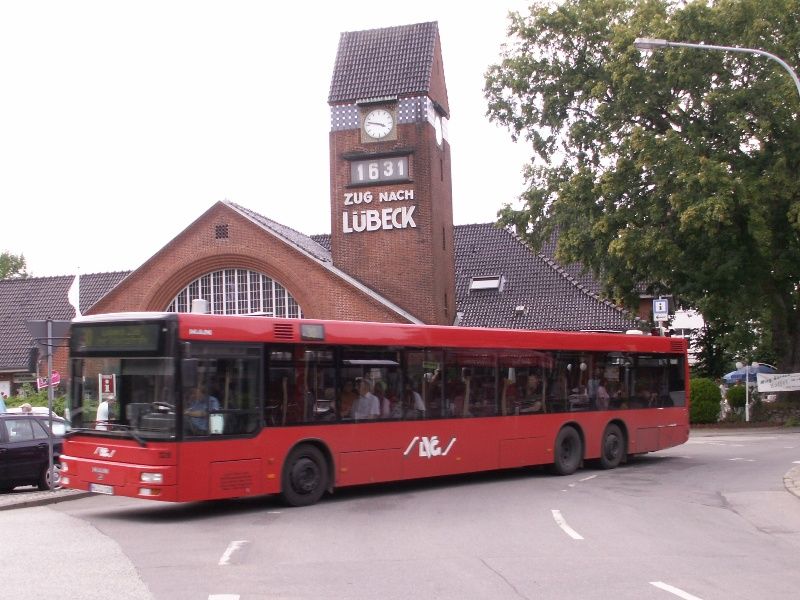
1, 1, 533, 277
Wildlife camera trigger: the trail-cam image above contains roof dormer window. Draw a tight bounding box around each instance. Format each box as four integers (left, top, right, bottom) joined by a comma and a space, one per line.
469, 276, 505, 292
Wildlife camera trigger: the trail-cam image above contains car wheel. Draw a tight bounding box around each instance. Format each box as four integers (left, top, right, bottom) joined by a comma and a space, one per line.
37, 464, 61, 491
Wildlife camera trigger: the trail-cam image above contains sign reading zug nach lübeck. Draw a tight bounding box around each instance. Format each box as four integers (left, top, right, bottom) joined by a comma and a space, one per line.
342, 188, 417, 233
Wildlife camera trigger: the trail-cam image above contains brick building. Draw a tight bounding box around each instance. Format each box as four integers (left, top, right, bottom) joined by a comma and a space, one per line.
0, 22, 639, 398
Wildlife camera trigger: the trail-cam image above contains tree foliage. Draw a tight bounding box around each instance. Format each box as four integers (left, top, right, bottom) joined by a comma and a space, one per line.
485, 0, 800, 375
0, 250, 27, 279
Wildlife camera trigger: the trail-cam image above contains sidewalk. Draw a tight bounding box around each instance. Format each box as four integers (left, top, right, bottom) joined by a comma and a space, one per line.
1, 427, 798, 510
0, 486, 91, 511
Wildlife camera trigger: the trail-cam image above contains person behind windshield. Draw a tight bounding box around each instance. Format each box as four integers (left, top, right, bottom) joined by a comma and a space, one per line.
184, 385, 220, 434
95, 396, 116, 430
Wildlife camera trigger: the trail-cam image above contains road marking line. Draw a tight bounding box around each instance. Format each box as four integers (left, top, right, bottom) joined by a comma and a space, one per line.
728, 458, 755, 462
579, 474, 598, 482
219, 540, 249, 566
209, 596, 239, 600
793, 461, 800, 464
551, 509, 584, 540
650, 581, 704, 600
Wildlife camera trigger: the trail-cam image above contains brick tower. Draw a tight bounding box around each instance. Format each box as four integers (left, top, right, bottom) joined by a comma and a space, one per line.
328, 22, 456, 325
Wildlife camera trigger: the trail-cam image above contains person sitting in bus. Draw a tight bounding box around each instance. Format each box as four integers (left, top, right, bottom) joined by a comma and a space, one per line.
351, 378, 380, 420
376, 381, 401, 419
184, 385, 220, 434
403, 386, 426, 419
338, 380, 358, 419
595, 379, 611, 411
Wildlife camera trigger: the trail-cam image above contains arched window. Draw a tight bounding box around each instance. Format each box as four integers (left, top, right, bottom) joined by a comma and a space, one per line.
166, 269, 302, 317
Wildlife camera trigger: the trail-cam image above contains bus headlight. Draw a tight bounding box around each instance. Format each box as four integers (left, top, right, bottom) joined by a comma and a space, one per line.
139, 488, 161, 496
140, 472, 163, 484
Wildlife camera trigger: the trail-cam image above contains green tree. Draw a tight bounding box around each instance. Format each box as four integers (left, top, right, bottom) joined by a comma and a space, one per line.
485, 0, 800, 377
0, 250, 27, 279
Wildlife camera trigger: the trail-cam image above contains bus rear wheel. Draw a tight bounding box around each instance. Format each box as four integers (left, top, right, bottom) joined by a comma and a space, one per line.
552, 426, 582, 475
281, 444, 328, 507
598, 424, 624, 470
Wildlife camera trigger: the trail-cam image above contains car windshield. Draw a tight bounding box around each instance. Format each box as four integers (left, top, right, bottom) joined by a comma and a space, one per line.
69, 356, 176, 440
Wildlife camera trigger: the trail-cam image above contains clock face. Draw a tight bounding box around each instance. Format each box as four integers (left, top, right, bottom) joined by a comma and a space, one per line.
363, 108, 394, 139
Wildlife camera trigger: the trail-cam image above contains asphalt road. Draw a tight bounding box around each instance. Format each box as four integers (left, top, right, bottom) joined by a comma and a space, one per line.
3, 427, 800, 600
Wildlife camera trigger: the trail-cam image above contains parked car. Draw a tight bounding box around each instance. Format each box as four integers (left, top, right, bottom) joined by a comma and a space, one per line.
0, 412, 65, 492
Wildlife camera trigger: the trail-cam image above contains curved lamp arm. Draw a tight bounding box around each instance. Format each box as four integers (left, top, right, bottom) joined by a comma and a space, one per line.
634, 38, 800, 101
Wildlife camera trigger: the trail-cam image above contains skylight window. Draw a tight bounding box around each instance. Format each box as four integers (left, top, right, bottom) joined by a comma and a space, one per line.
469, 276, 505, 292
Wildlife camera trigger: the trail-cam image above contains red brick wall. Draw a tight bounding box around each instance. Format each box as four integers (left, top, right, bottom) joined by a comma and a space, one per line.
90, 203, 408, 324
329, 118, 455, 325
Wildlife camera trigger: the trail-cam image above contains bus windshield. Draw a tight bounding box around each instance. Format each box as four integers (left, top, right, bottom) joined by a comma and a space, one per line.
68, 356, 177, 440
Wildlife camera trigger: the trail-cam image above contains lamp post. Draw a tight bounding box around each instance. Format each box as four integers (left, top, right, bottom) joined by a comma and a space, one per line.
735, 360, 760, 422
633, 38, 800, 101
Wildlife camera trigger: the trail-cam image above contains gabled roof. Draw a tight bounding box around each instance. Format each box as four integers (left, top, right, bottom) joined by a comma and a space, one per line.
312, 224, 638, 331
329, 21, 439, 103
454, 224, 637, 330
0, 272, 129, 370
228, 201, 332, 263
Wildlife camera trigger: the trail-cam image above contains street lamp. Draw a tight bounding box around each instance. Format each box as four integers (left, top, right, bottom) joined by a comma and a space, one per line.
633, 38, 800, 101
735, 360, 760, 422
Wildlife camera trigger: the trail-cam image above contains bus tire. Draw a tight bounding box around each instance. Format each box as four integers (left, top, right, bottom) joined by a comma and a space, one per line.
598, 424, 624, 470
281, 444, 328, 507
552, 426, 582, 475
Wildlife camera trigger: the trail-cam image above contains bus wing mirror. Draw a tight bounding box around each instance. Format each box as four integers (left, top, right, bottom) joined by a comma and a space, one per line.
182, 358, 199, 388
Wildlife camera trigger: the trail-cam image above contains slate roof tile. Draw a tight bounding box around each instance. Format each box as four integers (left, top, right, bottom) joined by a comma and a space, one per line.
329, 22, 438, 103
0, 272, 129, 370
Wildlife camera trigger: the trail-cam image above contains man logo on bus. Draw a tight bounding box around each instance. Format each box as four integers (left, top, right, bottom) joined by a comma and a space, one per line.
94, 447, 116, 459
404, 435, 456, 459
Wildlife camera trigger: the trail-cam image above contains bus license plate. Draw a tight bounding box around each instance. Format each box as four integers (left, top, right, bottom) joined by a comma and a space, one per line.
89, 483, 114, 495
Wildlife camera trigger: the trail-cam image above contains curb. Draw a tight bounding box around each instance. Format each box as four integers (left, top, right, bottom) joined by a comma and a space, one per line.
0, 489, 92, 512
785, 466, 800, 500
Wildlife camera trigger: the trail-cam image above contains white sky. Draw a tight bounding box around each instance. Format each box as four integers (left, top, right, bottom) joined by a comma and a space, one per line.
1, 1, 533, 277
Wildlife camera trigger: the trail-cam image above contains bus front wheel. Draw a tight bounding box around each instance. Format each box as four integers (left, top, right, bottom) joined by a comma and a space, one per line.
552, 426, 582, 475
281, 444, 328, 507
598, 424, 624, 470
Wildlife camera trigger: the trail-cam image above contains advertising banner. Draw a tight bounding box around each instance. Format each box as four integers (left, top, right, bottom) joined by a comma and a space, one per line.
757, 372, 800, 392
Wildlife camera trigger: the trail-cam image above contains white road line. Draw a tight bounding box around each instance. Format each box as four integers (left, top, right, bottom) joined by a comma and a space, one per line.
728, 458, 755, 462
209, 595, 240, 600
579, 474, 598, 482
551, 509, 584, 540
218, 540, 249, 566
650, 581, 704, 600
793, 460, 800, 464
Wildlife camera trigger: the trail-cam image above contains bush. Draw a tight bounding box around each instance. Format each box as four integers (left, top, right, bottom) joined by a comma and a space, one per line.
690, 377, 722, 424
726, 385, 746, 410
5, 382, 66, 416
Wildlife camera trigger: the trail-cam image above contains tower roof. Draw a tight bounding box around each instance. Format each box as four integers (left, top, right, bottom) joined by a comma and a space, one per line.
328, 21, 440, 104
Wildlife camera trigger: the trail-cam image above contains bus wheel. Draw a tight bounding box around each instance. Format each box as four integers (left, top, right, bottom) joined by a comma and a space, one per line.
282, 444, 328, 507
598, 424, 624, 470
552, 426, 582, 475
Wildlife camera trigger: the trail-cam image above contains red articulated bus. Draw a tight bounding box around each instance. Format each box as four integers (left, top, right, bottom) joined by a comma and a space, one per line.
60, 312, 689, 506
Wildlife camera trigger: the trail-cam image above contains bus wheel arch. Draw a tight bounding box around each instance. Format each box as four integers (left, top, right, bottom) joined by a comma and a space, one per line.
598, 421, 626, 470
551, 424, 584, 475
281, 440, 332, 507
